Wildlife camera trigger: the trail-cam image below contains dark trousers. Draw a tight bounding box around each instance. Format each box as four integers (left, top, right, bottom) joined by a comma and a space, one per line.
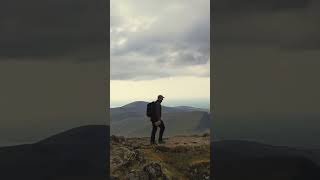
150, 120, 165, 142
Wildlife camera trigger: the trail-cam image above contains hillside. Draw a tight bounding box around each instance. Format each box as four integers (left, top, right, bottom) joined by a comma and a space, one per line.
111, 101, 211, 137
110, 135, 210, 180
212, 140, 320, 180
0, 125, 109, 180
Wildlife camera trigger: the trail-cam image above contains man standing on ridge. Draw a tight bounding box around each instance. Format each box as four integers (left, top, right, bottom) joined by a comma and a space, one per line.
150, 95, 166, 145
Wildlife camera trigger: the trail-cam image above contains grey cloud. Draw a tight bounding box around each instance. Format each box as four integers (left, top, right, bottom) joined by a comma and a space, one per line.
156, 48, 209, 67
213, 1, 320, 51
213, 0, 310, 13
0, 0, 108, 61
212, 1, 320, 122
110, 56, 170, 80
111, 0, 210, 80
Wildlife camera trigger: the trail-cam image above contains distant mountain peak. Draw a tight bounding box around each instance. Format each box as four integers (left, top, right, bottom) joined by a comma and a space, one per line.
122, 101, 149, 107
119, 101, 208, 111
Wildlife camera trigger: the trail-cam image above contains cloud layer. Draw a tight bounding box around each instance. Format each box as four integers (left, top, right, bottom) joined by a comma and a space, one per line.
212, 0, 320, 117
213, 0, 320, 50
0, 0, 108, 62
111, 0, 210, 80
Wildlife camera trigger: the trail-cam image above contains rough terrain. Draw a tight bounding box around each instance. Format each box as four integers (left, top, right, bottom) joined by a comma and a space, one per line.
110, 134, 210, 180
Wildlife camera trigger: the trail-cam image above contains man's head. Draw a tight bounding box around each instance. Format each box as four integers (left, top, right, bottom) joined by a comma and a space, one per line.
157, 95, 164, 103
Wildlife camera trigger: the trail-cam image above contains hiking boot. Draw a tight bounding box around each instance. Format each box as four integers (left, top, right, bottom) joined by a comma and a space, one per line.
150, 141, 157, 145
158, 140, 166, 144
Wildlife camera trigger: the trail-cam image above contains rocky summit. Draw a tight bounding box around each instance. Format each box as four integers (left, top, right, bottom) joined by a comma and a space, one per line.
110, 134, 210, 180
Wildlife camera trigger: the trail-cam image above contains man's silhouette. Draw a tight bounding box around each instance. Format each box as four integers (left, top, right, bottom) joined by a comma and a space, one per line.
150, 95, 165, 145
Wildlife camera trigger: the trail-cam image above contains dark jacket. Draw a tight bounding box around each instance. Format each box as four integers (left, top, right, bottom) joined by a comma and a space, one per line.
151, 100, 161, 122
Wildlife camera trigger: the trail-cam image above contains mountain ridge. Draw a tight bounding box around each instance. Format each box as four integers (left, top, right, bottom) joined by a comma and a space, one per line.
113, 101, 209, 112
111, 101, 211, 137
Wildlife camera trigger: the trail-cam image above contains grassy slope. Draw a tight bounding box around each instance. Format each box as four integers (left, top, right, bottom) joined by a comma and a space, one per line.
111, 111, 209, 137
143, 147, 210, 179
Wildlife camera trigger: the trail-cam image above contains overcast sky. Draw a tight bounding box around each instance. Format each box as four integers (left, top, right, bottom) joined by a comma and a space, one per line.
213, 0, 320, 117
0, 0, 108, 146
110, 0, 210, 105
213, 0, 320, 146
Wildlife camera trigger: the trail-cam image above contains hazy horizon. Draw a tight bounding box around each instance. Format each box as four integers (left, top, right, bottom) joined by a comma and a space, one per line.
110, 98, 210, 109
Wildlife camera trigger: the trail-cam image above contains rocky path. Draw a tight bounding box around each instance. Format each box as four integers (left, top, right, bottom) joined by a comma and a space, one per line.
110, 135, 210, 180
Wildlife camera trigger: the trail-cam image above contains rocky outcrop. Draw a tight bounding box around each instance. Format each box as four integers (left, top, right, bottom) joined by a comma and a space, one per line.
187, 161, 210, 180
111, 135, 210, 180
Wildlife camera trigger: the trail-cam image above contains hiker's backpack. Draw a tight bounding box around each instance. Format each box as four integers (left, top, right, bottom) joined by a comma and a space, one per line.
146, 101, 155, 117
